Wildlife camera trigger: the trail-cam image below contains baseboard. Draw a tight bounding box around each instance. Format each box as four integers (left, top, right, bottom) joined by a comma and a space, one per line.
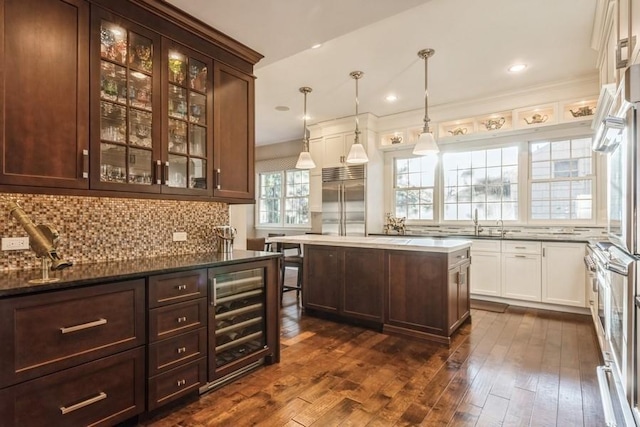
470, 294, 590, 315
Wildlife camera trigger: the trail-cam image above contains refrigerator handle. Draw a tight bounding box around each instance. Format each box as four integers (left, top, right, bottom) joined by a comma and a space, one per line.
341, 184, 346, 236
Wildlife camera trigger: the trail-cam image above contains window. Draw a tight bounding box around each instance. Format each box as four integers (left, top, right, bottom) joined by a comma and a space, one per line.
530, 137, 594, 220
442, 147, 519, 221
393, 156, 437, 220
258, 169, 310, 226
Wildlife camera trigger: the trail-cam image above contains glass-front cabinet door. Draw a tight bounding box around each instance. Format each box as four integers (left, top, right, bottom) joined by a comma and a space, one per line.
90, 9, 161, 192
163, 41, 213, 195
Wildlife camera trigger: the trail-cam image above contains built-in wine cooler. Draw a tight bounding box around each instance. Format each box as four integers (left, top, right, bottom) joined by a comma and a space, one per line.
202, 260, 277, 392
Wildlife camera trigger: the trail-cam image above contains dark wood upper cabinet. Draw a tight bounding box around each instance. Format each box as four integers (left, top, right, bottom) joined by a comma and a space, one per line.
0, 0, 261, 203
213, 62, 255, 201
0, 0, 89, 189
89, 7, 162, 193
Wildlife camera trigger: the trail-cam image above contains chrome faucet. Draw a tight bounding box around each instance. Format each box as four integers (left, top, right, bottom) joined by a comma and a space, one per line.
473, 208, 483, 236
496, 219, 505, 238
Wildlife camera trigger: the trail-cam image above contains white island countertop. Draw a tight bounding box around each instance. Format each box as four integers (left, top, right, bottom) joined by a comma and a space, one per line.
267, 234, 471, 253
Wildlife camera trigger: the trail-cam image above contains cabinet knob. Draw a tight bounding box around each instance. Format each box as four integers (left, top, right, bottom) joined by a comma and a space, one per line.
177, 316, 187, 323
176, 379, 186, 387
177, 346, 187, 354
176, 284, 187, 291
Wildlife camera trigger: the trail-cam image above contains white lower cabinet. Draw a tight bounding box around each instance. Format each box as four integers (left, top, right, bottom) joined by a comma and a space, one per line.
502, 253, 542, 301
541, 242, 586, 307
470, 240, 501, 296
470, 239, 586, 309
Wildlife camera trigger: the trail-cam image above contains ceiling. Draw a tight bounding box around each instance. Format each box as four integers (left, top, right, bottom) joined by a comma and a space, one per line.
167, 0, 599, 146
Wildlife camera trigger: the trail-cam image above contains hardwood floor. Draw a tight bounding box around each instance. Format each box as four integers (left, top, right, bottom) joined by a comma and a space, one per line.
142, 269, 605, 426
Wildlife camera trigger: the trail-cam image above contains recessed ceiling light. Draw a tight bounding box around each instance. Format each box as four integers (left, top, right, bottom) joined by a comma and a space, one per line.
508, 63, 527, 73
275, 105, 290, 112
385, 94, 398, 102
311, 43, 322, 49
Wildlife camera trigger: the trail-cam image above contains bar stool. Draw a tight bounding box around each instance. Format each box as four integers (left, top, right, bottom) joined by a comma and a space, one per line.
268, 233, 303, 303
246, 237, 266, 251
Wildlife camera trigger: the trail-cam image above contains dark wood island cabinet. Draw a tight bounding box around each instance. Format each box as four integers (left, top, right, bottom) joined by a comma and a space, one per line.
273, 235, 472, 345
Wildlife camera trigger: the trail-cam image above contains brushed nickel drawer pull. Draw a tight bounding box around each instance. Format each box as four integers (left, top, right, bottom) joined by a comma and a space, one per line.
177, 316, 187, 323
177, 379, 186, 387
60, 318, 107, 334
515, 246, 526, 249
177, 346, 187, 354
176, 284, 187, 291
60, 392, 107, 415
515, 255, 526, 258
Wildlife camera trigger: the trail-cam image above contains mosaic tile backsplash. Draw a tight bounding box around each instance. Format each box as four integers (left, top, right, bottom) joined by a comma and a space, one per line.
0, 193, 228, 270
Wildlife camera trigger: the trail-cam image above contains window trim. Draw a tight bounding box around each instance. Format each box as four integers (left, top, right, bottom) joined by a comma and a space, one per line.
384, 130, 600, 227
256, 168, 311, 229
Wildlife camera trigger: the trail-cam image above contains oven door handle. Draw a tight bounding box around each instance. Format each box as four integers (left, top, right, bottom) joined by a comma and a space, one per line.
605, 263, 628, 276
635, 296, 640, 308
596, 366, 618, 427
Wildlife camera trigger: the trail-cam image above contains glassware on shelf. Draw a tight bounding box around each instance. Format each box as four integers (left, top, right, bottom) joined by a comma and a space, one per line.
169, 119, 187, 153
167, 154, 187, 188
189, 58, 208, 92
129, 33, 153, 73
100, 143, 127, 183
100, 62, 127, 103
129, 73, 152, 110
168, 51, 187, 85
129, 109, 152, 148
100, 102, 126, 143
189, 158, 206, 189
168, 84, 187, 120
189, 92, 205, 123
128, 147, 152, 185
189, 124, 206, 157
100, 22, 127, 64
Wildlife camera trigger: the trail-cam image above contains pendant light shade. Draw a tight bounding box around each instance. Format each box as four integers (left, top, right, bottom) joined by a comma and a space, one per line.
295, 86, 316, 169
413, 48, 439, 156
346, 71, 368, 164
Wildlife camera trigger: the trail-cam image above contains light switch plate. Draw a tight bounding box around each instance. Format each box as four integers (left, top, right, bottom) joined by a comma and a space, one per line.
2, 237, 30, 251
172, 232, 187, 242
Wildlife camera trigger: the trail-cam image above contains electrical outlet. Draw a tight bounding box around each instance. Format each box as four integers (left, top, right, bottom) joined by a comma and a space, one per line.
172, 232, 187, 242
2, 237, 30, 251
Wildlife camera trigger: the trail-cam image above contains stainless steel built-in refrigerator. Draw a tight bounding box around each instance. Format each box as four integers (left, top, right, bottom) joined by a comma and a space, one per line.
322, 165, 366, 236
592, 63, 640, 426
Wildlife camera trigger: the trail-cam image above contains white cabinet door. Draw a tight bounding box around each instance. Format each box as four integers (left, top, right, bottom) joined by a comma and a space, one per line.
541, 242, 586, 307
324, 135, 346, 167
470, 251, 501, 296
502, 254, 541, 301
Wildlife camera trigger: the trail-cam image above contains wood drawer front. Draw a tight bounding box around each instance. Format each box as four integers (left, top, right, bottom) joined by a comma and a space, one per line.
148, 328, 207, 377
471, 239, 501, 252
0, 347, 145, 427
448, 248, 470, 268
149, 269, 207, 308
148, 358, 206, 411
149, 298, 207, 342
502, 241, 541, 254
0, 279, 145, 388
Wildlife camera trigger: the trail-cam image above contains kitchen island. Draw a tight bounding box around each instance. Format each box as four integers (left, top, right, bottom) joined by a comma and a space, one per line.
269, 235, 472, 344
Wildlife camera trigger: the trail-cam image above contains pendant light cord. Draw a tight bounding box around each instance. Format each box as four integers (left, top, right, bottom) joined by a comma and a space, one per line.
350, 71, 363, 145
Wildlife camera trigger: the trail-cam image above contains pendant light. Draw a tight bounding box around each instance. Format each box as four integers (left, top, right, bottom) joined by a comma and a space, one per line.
413, 48, 439, 156
295, 87, 316, 169
346, 71, 368, 164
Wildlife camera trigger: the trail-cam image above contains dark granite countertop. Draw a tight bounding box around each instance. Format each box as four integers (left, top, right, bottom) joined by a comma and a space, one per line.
0, 250, 280, 298
368, 233, 591, 243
